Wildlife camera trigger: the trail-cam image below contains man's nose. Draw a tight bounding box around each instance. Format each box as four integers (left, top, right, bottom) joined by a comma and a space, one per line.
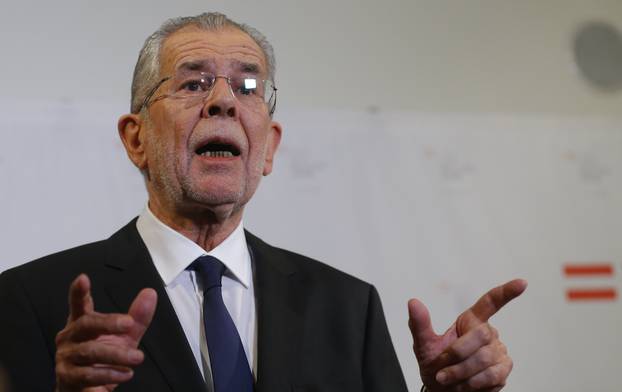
202, 77, 237, 119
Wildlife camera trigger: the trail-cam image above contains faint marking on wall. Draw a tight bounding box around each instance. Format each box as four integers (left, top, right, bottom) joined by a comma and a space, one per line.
440, 156, 475, 182
280, 145, 327, 180
563, 149, 612, 183
421, 145, 476, 182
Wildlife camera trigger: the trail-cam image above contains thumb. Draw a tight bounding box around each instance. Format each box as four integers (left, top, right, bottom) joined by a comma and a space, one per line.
127, 288, 158, 343
408, 298, 437, 351
68, 274, 94, 322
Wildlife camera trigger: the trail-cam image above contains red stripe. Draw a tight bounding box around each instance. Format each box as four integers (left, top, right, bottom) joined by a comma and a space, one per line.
566, 288, 617, 301
563, 264, 613, 277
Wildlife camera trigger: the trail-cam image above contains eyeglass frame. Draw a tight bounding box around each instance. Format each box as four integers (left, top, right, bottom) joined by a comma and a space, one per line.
138, 73, 278, 116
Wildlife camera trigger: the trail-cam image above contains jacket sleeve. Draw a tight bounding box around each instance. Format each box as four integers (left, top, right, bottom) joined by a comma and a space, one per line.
0, 269, 56, 392
362, 285, 409, 392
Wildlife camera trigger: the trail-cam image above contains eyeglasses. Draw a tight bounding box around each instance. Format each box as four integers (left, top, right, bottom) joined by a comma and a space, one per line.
140, 71, 277, 115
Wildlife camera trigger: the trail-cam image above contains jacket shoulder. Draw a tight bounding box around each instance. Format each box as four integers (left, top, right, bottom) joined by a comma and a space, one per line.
245, 230, 373, 293
2, 238, 107, 279
1, 219, 139, 281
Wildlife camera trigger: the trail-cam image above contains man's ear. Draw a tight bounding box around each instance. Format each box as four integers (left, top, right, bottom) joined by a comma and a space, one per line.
118, 113, 148, 170
263, 120, 283, 176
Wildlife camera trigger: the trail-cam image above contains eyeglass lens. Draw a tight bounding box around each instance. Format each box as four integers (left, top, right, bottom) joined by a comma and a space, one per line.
163, 72, 275, 108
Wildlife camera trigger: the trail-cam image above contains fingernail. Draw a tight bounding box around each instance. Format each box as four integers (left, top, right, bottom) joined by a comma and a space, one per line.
111, 369, 133, 380
129, 350, 143, 362
436, 371, 448, 384
119, 316, 133, 329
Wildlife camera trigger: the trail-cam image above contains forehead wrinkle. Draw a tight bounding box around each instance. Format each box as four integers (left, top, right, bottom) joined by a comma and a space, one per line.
173, 46, 264, 68
161, 32, 267, 77
176, 59, 261, 78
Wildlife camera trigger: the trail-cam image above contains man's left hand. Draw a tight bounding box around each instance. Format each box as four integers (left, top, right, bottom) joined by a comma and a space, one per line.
408, 279, 527, 391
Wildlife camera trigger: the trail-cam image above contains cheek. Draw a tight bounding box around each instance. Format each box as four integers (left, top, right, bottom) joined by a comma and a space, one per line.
155, 108, 197, 162
241, 115, 272, 164
247, 137, 270, 175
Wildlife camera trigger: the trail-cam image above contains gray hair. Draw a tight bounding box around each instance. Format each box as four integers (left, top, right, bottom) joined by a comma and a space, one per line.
130, 12, 276, 114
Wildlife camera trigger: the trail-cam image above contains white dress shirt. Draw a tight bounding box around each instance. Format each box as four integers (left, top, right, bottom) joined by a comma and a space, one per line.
136, 207, 256, 386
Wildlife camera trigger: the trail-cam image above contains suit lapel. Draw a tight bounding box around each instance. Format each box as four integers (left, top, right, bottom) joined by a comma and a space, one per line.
246, 232, 308, 391
102, 221, 207, 392
97, 222, 306, 391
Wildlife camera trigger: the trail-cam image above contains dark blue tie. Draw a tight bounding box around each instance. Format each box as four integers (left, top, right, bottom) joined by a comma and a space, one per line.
189, 255, 254, 392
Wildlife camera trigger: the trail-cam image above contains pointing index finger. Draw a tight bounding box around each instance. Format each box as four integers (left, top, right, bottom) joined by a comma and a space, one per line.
458, 279, 527, 334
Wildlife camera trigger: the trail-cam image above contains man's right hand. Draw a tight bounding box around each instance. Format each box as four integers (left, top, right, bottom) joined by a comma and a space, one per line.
54, 274, 157, 392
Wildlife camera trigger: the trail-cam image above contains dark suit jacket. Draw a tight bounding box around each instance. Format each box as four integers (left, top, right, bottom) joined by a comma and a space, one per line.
0, 220, 407, 392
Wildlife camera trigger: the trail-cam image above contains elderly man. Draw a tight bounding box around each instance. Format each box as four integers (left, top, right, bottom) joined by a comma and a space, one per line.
0, 12, 526, 392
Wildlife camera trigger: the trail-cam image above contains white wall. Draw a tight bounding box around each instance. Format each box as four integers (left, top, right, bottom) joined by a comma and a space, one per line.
3, 0, 622, 114
2, 1, 622, 391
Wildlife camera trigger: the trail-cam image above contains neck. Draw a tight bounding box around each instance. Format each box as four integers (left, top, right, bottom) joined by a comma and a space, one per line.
147, 198, 243, 252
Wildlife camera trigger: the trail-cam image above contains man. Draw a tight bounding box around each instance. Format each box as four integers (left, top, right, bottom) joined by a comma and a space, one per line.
0, 12, 526, 392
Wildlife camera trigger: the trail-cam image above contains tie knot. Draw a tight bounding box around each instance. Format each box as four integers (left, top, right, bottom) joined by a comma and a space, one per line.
189, 255, 226, 290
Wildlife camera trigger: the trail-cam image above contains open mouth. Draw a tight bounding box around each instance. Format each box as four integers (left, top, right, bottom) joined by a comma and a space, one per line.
195, 142, 241, 158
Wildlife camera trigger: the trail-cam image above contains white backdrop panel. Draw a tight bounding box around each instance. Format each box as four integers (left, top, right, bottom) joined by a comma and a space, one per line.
1, 101, 621, 391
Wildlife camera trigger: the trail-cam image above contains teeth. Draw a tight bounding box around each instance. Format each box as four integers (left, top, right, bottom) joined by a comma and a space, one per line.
201, 151, 234, 157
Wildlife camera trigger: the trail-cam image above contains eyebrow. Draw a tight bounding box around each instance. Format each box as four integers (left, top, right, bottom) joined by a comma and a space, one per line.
231, 59, 261, 74
175, 59, 262, 75
176, 60, 214, 72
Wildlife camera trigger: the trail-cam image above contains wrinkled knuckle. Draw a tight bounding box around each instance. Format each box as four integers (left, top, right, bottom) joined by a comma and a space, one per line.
56, 344, 73, 363
55, 351, 66, 364
75, 344, 94, 363
488, 366, 504, 384
55, 363, 67, 379
443, 367, 456, 381
484, 348, 497, 366
68, 322, 84, 341
79, 315, 94, 331
58, 363, 80, 386
55, 328, 70, 345
82, 369, 99, 385
467, 376, 481, 390
477, 324, 492, 342
489, 345, 504, 362
483, 324, 495, 342
475, 350, 492, 368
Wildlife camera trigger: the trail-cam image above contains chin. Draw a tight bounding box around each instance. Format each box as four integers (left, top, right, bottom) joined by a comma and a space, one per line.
180, 174, 259, 214
183, 184, 246, 209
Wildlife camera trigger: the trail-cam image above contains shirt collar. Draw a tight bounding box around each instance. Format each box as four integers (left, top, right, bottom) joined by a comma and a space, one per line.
136, 206, 251, 288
